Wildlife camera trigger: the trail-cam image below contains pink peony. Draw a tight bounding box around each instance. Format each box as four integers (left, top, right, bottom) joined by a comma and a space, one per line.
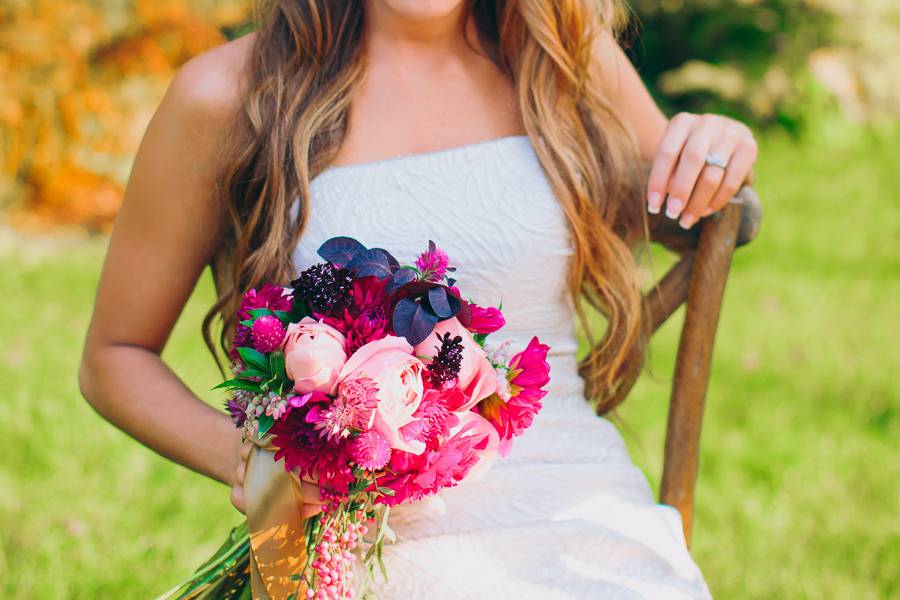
477, 336, 550, 457
250, 315, 286, 353
351, 429, 392, 470
283, 317, 347, 395
338, 336, 426, 455
413, 317, 497, 412
375, 412, 498, 506
467, 303, 505, 334
307, 376, 378, 441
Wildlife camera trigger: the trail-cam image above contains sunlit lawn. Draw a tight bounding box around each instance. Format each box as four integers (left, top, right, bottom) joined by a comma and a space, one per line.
1, 128, 897, 598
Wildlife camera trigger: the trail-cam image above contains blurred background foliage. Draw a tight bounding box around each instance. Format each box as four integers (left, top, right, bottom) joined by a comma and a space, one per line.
1, 1, 898, 598
1, 0, 899, 231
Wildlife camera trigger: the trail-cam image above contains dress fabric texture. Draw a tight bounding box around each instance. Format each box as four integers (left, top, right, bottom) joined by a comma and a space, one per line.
290, 135, 713, 600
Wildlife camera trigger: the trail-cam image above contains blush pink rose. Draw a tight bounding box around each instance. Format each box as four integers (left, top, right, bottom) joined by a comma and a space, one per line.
338, 335, 426, 455
283, 317, 347, 395
414, 317, 497, 412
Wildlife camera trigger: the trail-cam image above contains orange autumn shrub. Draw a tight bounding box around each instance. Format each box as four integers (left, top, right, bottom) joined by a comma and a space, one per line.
0, 0, 252, 232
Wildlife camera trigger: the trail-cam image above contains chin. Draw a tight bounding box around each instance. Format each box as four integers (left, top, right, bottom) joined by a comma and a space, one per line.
377, 0, 467, 20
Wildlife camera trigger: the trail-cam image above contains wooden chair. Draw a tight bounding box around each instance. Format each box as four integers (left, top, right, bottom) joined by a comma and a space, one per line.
594, 187, 762, 546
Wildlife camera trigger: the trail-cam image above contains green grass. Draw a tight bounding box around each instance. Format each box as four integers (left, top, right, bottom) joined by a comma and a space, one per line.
1, 128, 898, 598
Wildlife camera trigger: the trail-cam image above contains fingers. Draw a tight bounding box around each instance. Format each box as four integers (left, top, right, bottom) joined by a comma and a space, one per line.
679, 127, 742, 227
647, 113, 695, 214
647, 113, 758, 227
240, 441, 252, 462
707, 135, 758, 213
231, 484, 245, 514
662, 116, 716, 223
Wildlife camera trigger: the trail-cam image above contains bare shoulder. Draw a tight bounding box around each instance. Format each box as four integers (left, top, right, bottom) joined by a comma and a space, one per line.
163, 32, 258, 127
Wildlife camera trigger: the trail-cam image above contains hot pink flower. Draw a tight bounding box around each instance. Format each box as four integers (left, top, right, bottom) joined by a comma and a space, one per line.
375, 412, 498, 505
413, 317, 496, 412
318, 276, 391, 353
398, 386, 461, 450
270, 392, 355, 494
231, 285, 293, 358
307, 376, 378, 441
415, 241, 450, 281
477, 336, 550, 457
351, 429, 392, 470
283, 317, 347, 395
466, 303, 505, 334
338, 335, 426, 455
250, 315, 286, 353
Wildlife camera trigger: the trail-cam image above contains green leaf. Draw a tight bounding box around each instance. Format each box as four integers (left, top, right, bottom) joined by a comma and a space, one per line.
269, 351, 286, 376
257, 415, 275, 437
375, 486, 396, 496
273, 309, 292, 323
212, 378, 262, 393
239, 319, 255, 328
238, 368, 268, 379
237, 347, 270, 372
248, 308, 275, 318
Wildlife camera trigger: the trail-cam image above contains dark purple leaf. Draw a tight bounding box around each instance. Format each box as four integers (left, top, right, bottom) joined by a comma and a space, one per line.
369, 247, 400, 273
392, 297, 438, 346
348, 248, 395, 279
317, 236, 366, 267
426, 286, 453, 318
387, 268, 416, 292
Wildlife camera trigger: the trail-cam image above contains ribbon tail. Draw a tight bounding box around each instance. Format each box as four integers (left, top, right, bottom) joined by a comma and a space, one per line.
244, 444, 310, 599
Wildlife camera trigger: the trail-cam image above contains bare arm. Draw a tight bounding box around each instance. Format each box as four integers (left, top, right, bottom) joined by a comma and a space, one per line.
592, 30, 758, 228
79, 45, 247, 488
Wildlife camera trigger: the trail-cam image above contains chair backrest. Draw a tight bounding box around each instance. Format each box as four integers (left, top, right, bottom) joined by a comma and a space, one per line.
594, 187, 762, 546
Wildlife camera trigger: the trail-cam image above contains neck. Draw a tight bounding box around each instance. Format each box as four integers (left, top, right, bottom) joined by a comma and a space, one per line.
363, 1, 478, 61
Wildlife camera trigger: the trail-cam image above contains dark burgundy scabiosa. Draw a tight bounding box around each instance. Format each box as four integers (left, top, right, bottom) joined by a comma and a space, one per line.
425, 331, 464, 388
291, 262, 354, 317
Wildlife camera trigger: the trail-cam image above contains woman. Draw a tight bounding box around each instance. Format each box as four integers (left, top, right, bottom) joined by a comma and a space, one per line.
79, 1, 757, 598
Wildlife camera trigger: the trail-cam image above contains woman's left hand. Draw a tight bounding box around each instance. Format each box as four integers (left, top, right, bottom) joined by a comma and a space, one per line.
646, 112, 758, 229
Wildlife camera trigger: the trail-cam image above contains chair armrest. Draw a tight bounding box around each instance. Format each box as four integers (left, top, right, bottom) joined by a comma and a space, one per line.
648, 186, 762, 254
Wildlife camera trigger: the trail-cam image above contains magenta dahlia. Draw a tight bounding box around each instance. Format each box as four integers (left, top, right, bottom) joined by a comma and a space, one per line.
375, 415, 493, 506
477, 336, 550, 457
270, 392, 355, 494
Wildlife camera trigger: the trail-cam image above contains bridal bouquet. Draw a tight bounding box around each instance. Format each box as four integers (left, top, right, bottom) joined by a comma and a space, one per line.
218, 237, 550, 599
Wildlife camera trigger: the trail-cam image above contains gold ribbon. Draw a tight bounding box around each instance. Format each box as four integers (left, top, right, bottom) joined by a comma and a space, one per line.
243, 435, 310, 599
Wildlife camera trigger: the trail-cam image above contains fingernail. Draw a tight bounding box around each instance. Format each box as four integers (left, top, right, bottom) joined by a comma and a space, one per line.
666, 197, 684, 219
648, 192, 661, 214
679, 214, 696, 229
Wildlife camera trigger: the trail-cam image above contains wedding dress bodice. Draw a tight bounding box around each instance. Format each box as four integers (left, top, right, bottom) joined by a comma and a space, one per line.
291, 135, 712, 599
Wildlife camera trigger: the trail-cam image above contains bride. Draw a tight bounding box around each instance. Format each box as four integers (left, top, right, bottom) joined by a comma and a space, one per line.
79, 1, 758, 598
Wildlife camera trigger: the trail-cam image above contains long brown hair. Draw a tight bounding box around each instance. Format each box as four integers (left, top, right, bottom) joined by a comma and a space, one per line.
204, 0, 649, 413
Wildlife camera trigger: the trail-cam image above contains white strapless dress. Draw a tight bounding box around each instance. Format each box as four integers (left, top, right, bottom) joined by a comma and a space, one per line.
293, 135, 712, 599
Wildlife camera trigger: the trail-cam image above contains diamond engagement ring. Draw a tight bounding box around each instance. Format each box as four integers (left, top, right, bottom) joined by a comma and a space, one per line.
705, 153, 728, 170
